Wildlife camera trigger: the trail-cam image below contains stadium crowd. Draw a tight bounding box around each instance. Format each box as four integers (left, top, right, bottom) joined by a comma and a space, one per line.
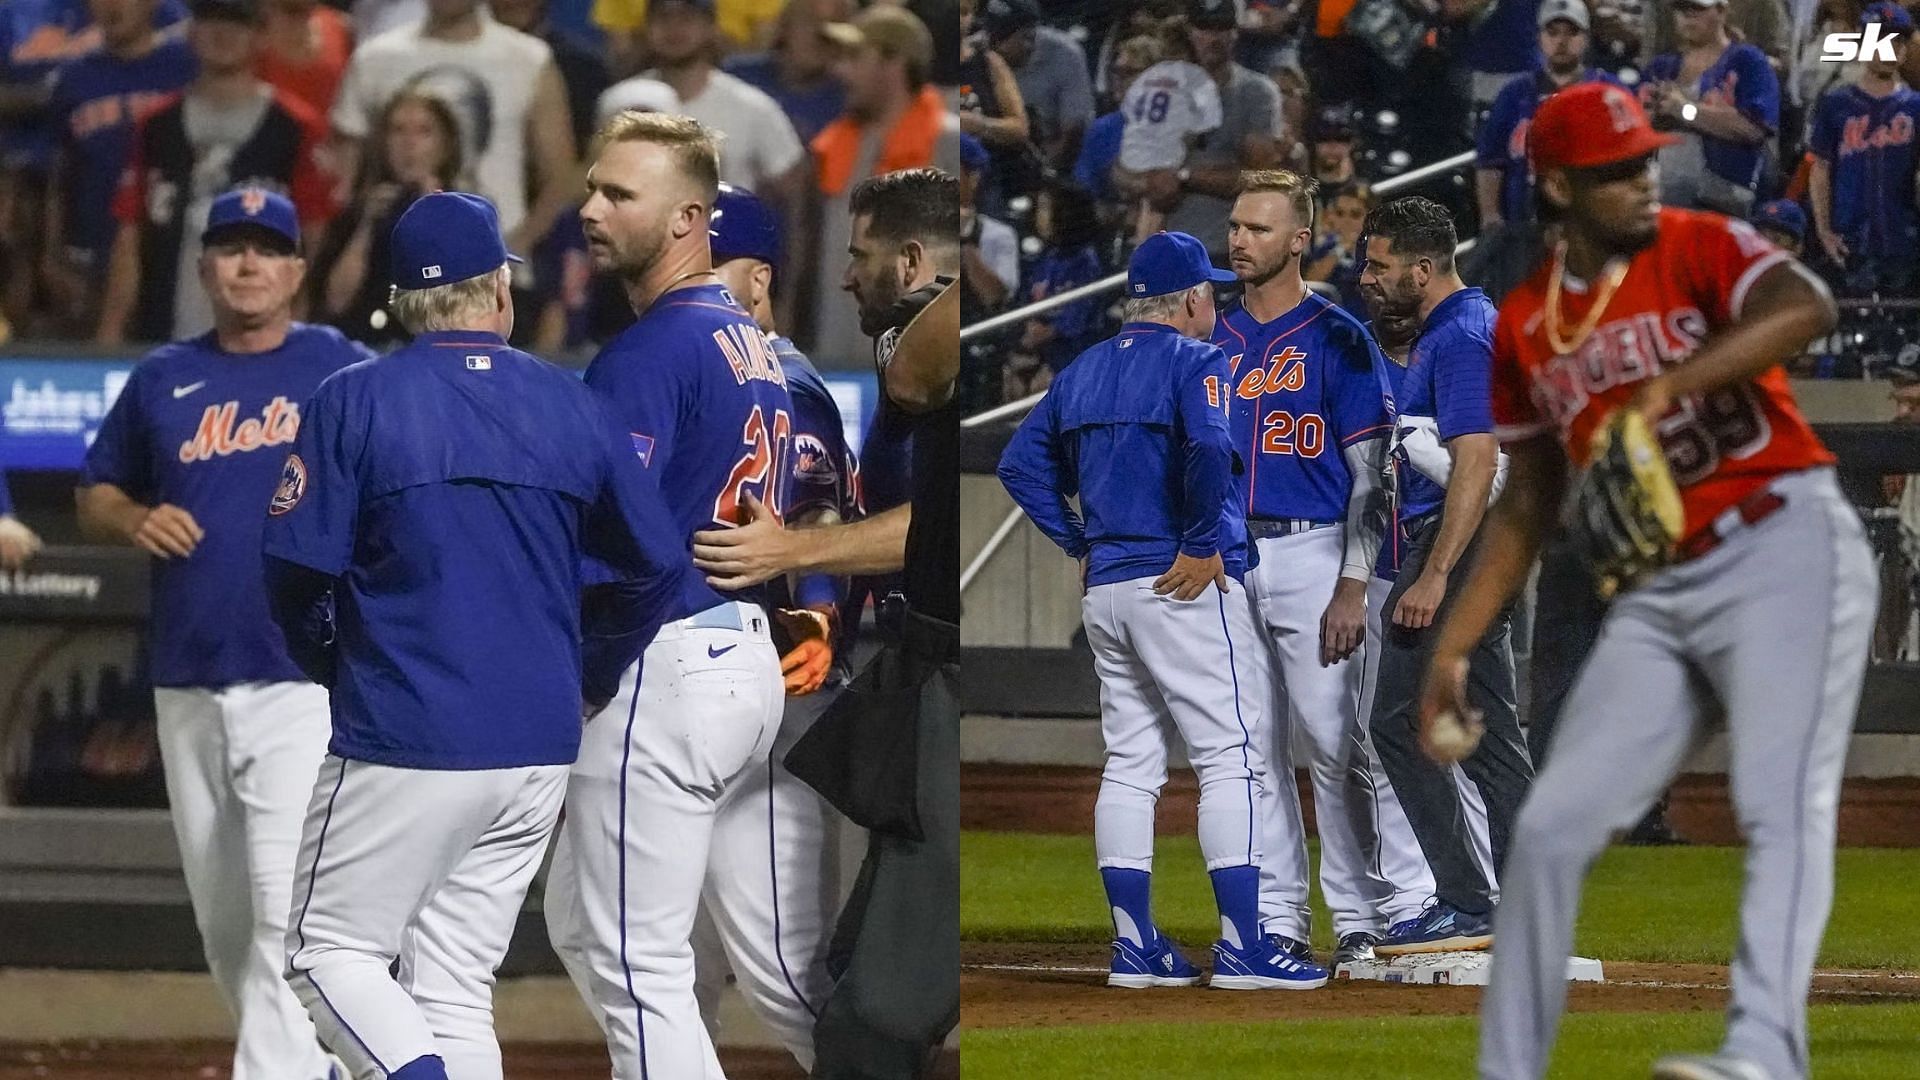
0, 0, 963, 370
957, 0, 1920, 412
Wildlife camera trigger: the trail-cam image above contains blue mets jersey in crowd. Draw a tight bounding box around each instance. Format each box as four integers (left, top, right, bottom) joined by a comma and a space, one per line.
1477, 68, 1616, 224
1394, 288, 1498, 523
260, 330, 703, 771
81, 323, 370, 688
998, 321, 1249, 587
1212, 291, 1390, 524
773, 334, 861, 612
1643, 43, 1779, 193
47, 34, 195, 268
1810, 83, 1920, 263
0, 0, 185, 168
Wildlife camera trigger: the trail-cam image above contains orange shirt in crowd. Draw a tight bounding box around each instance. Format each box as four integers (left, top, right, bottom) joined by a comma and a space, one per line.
256, 5, 353, 121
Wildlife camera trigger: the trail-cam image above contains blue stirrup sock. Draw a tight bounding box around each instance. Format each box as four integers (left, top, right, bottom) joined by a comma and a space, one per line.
1099, 866, 1158, 947
1208, 864, 1261, 949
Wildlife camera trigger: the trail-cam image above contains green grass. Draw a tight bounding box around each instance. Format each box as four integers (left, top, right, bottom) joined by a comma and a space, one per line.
961, 832, 1920, 970
960, 1004, 1920, 1079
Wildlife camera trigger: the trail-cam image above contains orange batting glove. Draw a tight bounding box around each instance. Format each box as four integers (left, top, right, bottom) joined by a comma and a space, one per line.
775, 607, 835, 696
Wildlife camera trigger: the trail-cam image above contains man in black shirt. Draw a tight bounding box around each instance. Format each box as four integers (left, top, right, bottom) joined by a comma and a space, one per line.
692, 167, 958, 1079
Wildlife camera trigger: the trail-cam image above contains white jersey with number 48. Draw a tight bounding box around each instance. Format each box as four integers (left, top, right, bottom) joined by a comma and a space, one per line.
1120, 60, 1222, 172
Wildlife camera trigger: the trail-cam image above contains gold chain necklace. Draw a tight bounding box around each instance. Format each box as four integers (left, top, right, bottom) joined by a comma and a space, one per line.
1544, 243, 1631, 356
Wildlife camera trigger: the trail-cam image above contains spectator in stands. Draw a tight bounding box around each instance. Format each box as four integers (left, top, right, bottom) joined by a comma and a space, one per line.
98, 0, 334, 346
1809, 2, 1919, 294
1459, 0, 1548, 110
960, 130, 1016, 383
622, 0, 804, 201
1114, 21, 1223, 239
1074, 33, 1160, 206
725, 0, 852, 144
595, 71, 677, 120
1007, 178, 1105, 398
490, 0, 611, 152
810, 3, 955, 367
1751, 197, 1806, 255
1238, 0, 1301, 74
1091, 0, 1185, 99
1, 0, 187, 335
1304, 179, 1369, 311
593, 0, 783, 78
1159, 0, 1286, 259
1642, 0, 1780, 216
255, 0, 351, 120
41, 0, 197, 338
1309, 110, 1357, 187
1589, 0, 1650, 81
330, 0, 576, 256
982, 0, 1094, 168
1796, 0, 1866, 117
1649, 0, 1792, 60
309, 88, 462, 346
1476, 0, 1612, 233
957, 0, 1030, 155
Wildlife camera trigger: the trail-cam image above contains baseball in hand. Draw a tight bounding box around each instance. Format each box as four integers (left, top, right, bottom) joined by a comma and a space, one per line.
1427, 709, 1483, 762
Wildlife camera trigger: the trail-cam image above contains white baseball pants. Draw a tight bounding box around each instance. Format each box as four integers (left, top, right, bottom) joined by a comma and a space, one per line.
155, 681, 334, 1080
1082, 578, 1266, 878
285, 756, 568, 1080
545, 601, 785, 1080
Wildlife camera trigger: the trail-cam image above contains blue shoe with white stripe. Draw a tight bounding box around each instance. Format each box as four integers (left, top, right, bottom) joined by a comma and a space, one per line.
1210, 935, 1330, 990
1373, 899, 1493, 956
1107, 936, 1202, 988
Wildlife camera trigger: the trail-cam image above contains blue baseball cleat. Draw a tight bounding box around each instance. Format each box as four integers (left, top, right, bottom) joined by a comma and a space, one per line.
1210, 935, 1330, 990
1107, 936, 1203, 988
1373, 899, 1493, 956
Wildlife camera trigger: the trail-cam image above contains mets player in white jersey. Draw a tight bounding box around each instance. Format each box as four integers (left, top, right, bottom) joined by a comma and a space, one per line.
77, 187, 372, 1080
264, 191, 703, 1080
1429, 84, 1876, 1080
1001, 230, 1328, 991
1210, 170, 1433, 969
687, 182, 865, 1068
542, 111, 794, 1080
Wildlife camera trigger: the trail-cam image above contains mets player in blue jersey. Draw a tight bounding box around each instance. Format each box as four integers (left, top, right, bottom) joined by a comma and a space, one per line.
1357, 198, 1532, 958
688, 181, 864, 1070
1212, 170, 1431, 972
542, 111, 794, 1080
75, 187, 370, 1080
1000, 230, 1326, 991
1473, 0, 1614, 232
263, 191, 704, 1080
1809, 2, 1920, 294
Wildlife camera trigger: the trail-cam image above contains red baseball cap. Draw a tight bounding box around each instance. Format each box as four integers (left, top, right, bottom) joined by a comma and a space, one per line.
1528, 82, 1678, 172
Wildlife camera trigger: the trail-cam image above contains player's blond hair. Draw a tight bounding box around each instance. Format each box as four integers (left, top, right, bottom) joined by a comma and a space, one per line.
591, 111, 722, 201
1236, 169, 1319, 235
391, 264, 509, 334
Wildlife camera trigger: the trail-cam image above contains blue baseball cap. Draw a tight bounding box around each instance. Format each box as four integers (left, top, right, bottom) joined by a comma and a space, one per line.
202, 186, 299, 251
1127, 231, 1236, 298
710, 183, 782, 267
959, 133, 989, 172
1751, 199, 1807, 244
1864, 1, 1914, 32
389, 192, 523, 291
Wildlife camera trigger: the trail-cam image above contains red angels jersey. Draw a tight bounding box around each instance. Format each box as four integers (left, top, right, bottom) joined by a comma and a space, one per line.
1490, 208, 1833, 544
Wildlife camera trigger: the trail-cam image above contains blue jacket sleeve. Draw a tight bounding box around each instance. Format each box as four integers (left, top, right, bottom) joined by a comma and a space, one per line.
1733, 46, 1779, 132
262, 556, 338, 688
996, 392, 1088, 559
1176, 345, 1233, 559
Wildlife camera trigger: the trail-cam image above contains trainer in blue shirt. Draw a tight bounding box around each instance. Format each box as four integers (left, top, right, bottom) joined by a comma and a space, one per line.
1355, 197, 1530, 959
999, 231, 1329, 991
265, 191, 702, 1080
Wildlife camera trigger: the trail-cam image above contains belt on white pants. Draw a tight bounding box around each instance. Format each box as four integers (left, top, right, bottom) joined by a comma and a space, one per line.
656, 600, 770, 640
1247, 518, 1339, 540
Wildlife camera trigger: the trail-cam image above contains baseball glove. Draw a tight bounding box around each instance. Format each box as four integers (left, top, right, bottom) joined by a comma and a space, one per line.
1566, 408, 1686, 601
